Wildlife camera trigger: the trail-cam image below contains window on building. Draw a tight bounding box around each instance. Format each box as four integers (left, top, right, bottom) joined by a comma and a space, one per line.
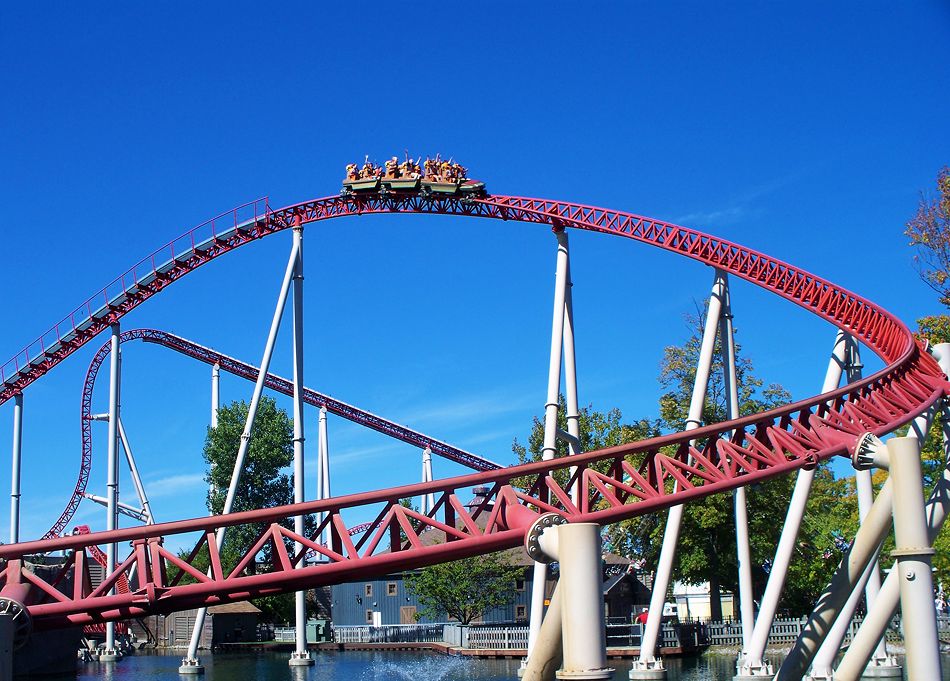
387, 582, 398, 596
515, 578, 525, 592
366, 609, 374, 623
516, 605, 527, 620
365, 584, 373, 597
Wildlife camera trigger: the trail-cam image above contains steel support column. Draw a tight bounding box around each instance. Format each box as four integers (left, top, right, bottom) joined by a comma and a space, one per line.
211, 363, 220, 428
718, 276, 754, 652
525, 227, 572, 666
289, 222, 312, 667
317, 406, 330, 550
181, 228, 301, 674
888, 436, 942, 679
9, 394, 22, 544
102, 323, 121, 661
562, 252, 582, 506
835, 405, 947, 679
631, 269, 726, 680
421, 447, 434, 515
737, 330, 850, 678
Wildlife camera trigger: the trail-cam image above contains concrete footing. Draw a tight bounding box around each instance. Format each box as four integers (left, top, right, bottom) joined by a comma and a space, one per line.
859, 661, 902, 678
628, 662, 666, 680
98, 650, 120, 662
288, 651, 314, 666
734, 660, 774, 680
178, 657, 205, 674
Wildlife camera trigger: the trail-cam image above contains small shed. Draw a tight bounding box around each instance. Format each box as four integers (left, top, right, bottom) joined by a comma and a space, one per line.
157, 601, 262, 648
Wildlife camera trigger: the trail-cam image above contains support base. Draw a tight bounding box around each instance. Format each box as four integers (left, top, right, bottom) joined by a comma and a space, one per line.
734, 662, 774, 680
556, 669, 613, 680
178, 658, 205, 675
859, 664, 902, 678
98, 650, 120, 662
628, 665, 667, 681
288, 652, 314, 667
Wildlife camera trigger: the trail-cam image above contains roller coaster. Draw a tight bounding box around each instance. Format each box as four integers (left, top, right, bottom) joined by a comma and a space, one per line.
0, 178, 945, 679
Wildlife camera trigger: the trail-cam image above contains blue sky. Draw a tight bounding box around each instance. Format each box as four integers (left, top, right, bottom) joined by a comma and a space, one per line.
0, 2, 948, 547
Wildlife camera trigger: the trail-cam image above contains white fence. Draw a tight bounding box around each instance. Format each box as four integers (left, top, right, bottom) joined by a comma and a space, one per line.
332, 614, 945, 650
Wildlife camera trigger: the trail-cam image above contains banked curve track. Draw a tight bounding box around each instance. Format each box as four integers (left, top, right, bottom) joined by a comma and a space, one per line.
0, 191, 947, 630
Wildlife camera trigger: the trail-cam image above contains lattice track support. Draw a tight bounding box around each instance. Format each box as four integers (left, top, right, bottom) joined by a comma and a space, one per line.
181, 228, 302, 674
9, 393, 22, 544
524, 227, 583, 673
631, 269, 726, 680
289, 221, 313, 667
100, 323, 121, 663
835, 345, 950, 678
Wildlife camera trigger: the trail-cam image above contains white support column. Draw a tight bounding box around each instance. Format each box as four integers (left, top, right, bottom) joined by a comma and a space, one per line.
888, 436, 942, 679
718, 275, 754, 652
317, 406, 330, 550
101, 323, 121, 662
117, 419, 153, 525
9, 394, 23, 544
736, 329, 853, 679
631, 269, 726, 680
181, 228, 301, 674
776, 477, 897, 680
524, 227, 572, 669
835, 345, 950, 680
289, 223, 312, 667
211, 363, 220, 428
420, 447, 434, 515
562, 251, 582, 506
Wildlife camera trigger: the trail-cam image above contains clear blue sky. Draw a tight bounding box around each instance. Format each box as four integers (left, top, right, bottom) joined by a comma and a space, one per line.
1, 2, 948, 545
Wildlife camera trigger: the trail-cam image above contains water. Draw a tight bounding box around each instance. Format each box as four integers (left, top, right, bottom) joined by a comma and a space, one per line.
44, 649, 950, 680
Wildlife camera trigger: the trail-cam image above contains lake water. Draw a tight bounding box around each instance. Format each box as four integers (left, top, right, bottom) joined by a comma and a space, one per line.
44, 649, 950, 681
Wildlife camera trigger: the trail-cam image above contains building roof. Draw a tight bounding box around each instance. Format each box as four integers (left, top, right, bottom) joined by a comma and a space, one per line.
207, 601, 262, 615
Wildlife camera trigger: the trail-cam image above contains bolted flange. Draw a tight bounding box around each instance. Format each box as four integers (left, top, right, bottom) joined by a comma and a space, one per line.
525, 512, 567, 564
0, 595, 32, 650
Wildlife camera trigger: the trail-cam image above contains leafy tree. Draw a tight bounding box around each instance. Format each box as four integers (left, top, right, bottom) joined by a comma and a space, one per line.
405, 551, 525, 624
905, 166, 950, 306
201, 396, 304, 623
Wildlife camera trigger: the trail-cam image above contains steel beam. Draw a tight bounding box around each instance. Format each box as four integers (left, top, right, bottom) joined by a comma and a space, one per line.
9, 394, 22, 544
631, 269, 726, 680
102, 323, 121, 661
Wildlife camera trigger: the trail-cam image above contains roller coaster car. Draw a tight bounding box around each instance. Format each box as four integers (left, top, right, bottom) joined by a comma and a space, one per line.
342, 175, 486, 197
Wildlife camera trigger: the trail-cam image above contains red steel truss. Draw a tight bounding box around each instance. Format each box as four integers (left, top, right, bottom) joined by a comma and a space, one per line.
0, 190, 946, 631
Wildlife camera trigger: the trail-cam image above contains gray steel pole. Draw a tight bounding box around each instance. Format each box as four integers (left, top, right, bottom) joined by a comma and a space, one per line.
525, 228, 572, 664
181, 232, 301, 673
102, 323, 121, 660
420, 447, 434, 515
289, 223, 312, 666
737, 330, 852, 678
888, 436, 942, 679
632, 269, 726, 680
9, 394, 22, 544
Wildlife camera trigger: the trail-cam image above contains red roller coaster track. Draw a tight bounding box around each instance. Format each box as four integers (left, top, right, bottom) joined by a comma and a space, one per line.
0, 190, 945, 631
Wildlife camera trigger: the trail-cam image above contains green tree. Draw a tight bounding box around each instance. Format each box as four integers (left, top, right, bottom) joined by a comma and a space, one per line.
201, 396, 302, 623
905, 166, 950, 306
405, 551, 525, 624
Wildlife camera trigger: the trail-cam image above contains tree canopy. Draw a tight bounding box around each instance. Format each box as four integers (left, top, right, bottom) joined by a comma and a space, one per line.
906, 166, 950, 307
405, 551, 525, 624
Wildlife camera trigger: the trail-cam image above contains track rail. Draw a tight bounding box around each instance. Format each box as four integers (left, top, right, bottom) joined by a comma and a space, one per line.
0, 190, 946, 629
47, 329, 500, 540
